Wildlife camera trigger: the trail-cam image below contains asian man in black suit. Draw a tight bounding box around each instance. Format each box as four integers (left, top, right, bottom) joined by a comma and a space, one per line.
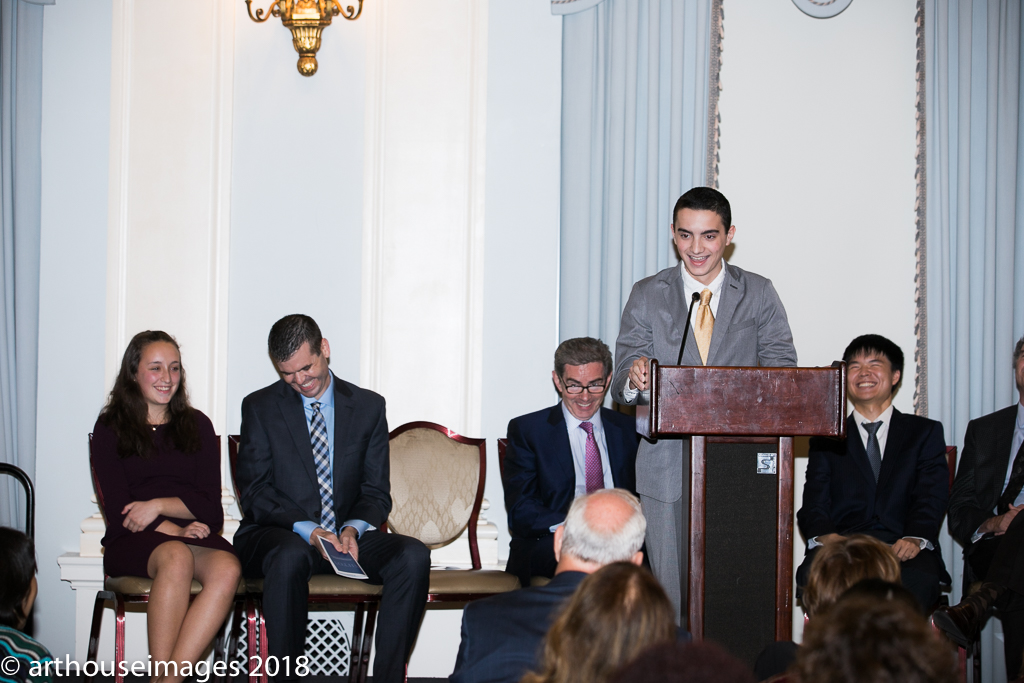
450, 488, 647, 683
797, 334, 949, 611
502, 337, 639, 588
233, 314, 430, 683
934, 335, 1024, 677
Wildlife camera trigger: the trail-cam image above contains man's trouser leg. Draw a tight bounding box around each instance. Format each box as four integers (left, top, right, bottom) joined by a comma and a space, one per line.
640, 494, 686, 625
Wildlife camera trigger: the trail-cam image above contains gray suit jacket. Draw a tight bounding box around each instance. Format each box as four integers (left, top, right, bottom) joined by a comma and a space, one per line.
611, 262, 797, 502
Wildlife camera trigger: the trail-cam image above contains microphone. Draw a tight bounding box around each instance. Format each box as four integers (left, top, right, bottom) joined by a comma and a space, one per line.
676, 292, 701, 365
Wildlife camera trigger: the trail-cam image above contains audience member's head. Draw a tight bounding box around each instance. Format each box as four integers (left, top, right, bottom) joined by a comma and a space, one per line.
555, 489, 646, 572
0, 527, 37, 631
523, 562, 675, 683
839, 578, 920, 613
802, 534, 900, 617
609, 641, 754, 683
795, 593, 956, 683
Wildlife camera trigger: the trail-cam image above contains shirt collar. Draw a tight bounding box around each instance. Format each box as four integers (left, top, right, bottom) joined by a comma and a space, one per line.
561, 401, 603, 431
680, 260, 727, 300
1016, 403, 1024, 431
852, 403, 894, 429
301, 372, 335, 410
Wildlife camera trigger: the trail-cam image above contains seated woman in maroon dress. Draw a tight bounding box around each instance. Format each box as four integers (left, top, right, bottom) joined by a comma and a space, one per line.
92, 330, 241, 682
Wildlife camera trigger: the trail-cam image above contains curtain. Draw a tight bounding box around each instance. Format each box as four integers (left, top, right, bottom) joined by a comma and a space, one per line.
0, 0, 43, 530
925, 1, 1024, 679
557, 0, 716, 344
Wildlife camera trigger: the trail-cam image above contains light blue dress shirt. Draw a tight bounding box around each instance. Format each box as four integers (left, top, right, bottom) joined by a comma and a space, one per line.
292, 372, 372, 542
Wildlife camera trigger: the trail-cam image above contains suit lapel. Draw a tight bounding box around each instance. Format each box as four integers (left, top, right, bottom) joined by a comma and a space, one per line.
278, 383, 319, 489
661, 267, 699, 365
706, 264, 742, 365
331, 377, 357, 509
846, 415, 878, 488
547, 405, 577, 483
602, 408, 624, 477
989, 407, 1018, 501
876, 409, 907, 489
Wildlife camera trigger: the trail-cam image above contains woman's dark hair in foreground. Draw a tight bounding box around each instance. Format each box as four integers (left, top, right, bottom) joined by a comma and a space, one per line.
609, 641, 754, 683
795, 593, 956, 683
99, 330, 198, 458
0, 527, 36, 629
522, 562, 676, 683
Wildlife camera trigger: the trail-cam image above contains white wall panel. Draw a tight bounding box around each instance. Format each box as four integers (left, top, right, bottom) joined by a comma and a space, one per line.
360, 0, 488, 435
106, 0, 235, 429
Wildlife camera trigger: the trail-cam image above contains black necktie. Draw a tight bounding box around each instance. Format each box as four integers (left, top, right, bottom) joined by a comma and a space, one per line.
863, 421, 882, 482
997, 439, 1024, 515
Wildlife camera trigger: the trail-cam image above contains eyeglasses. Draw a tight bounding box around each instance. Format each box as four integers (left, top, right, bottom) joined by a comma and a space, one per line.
562, 382, 608, 395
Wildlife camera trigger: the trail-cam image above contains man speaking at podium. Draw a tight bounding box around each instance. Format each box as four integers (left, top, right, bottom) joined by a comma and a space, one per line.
610, 186, 797, 619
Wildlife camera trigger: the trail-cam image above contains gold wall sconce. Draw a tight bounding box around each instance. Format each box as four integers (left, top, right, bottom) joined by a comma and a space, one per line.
246, 0, 364, 77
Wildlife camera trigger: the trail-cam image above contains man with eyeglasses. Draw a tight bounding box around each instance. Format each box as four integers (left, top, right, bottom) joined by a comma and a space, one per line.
502, 337, 639, 588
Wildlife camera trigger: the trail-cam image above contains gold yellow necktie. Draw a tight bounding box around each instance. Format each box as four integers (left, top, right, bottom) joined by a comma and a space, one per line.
694, 288, 714, 365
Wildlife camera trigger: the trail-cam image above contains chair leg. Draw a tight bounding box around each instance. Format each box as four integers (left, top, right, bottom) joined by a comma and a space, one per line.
357, 602, 378, 683
349, 604, 365, 682
223, 598, 244, 682
85, 591, 112, 683
258, 610, 268, 683
113, 594, 126, 683
245, 596, 260, 683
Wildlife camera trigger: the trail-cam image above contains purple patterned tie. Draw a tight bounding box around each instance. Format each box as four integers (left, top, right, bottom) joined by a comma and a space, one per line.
581, 421, 604, 493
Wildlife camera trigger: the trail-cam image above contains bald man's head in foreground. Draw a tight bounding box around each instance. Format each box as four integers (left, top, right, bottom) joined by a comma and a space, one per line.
554, 489, 646, 573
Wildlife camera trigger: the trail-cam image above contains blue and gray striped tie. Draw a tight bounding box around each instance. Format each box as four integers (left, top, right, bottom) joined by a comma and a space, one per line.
310, 402, 336, 534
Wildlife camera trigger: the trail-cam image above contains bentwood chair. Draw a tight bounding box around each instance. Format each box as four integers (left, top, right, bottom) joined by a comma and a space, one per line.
86, 434, 246, 683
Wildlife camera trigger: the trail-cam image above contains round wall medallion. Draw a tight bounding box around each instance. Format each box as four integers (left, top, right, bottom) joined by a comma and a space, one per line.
792, 0, 853, 19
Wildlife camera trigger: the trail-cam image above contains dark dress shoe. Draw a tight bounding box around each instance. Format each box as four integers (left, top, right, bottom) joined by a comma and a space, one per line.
932, 602, 982, 647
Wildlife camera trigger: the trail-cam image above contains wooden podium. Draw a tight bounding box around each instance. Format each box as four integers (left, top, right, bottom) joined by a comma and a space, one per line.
635, 360, 846, 654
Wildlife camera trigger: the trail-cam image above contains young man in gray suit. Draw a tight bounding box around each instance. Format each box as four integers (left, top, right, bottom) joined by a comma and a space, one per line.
610, 186, 797, 620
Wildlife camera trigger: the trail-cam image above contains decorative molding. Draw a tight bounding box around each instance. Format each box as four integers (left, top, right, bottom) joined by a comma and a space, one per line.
207, 0, 236, 435
461, 0, 488, 435
104, 0, 134, 388
706, 0, 723, 188
359, 0, 388, 394
914, 0, 927, 417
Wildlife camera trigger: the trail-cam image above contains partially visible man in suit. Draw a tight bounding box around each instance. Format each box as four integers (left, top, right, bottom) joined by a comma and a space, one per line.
502, 337, 639, 587
450, 489, 647, 683
611, 186, 797, 618
233, 314, 430, 683
797, 334, 949, 611
934, 335, 1024, 677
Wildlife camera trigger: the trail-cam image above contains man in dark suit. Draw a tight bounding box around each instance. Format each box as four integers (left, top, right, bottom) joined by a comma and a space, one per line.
450, 489, 647, 683
933, 335, 1024, 677
233, 314, 430, 683
502, 337, 638, 587
797, 334, 949, 611
611, 186, 797, 617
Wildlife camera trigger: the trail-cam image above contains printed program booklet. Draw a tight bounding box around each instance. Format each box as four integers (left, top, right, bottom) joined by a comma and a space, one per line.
318, 536, 369, 580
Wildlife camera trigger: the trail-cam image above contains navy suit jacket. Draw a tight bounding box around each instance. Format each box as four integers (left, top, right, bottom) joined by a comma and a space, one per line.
234, 372, 392, 538
798, 409, 949, 551
449, 571, 585, 683
503, 404, 638, 539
